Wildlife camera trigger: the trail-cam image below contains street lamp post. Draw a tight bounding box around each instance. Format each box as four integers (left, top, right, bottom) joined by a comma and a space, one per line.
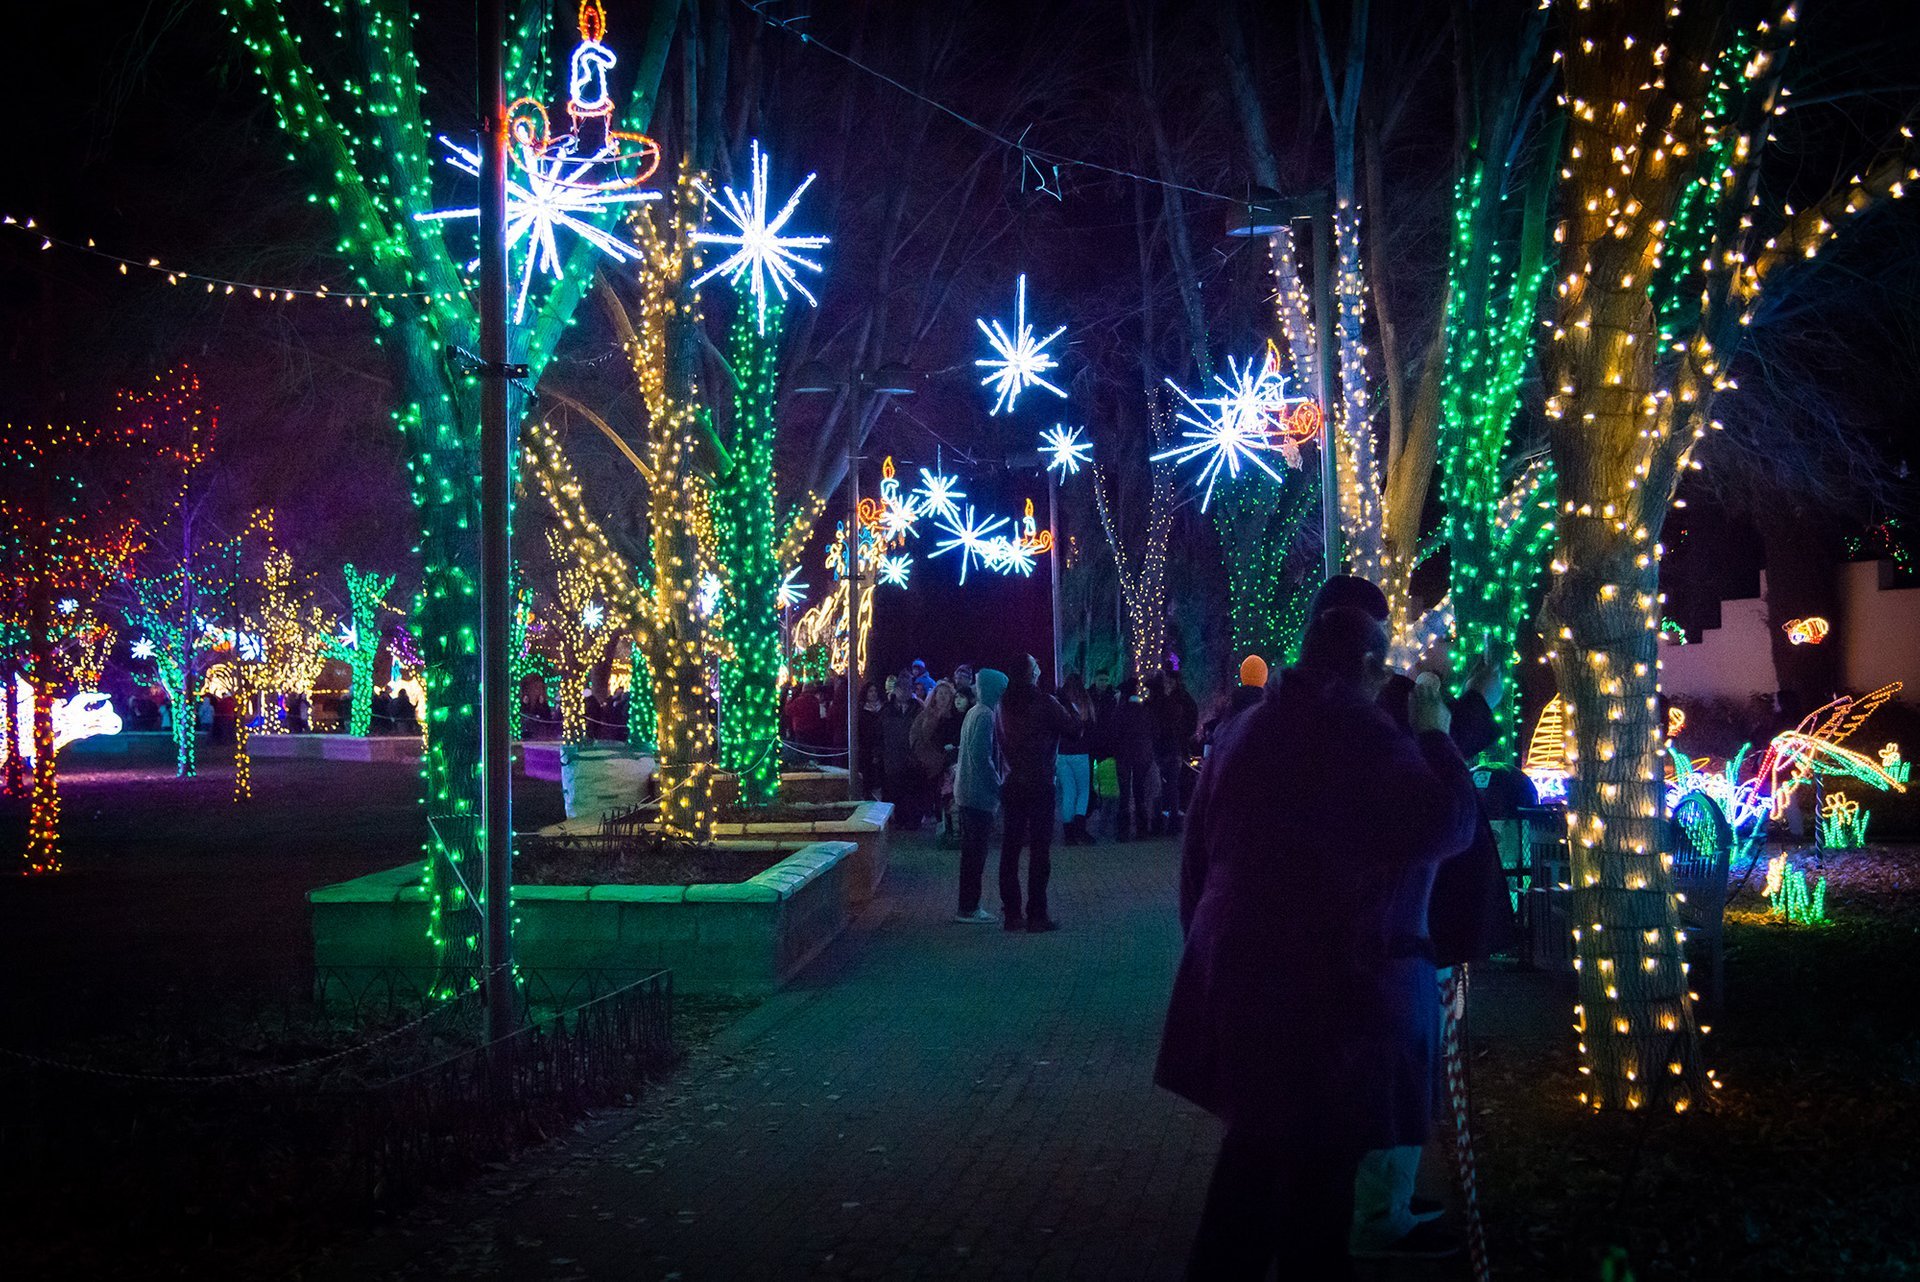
792, 363, 916, 801
1226, 188, 1340, 578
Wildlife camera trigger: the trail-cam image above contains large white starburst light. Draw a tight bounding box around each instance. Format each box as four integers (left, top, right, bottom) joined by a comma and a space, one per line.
930, 506, 1010, 585
976, 274, 1067, 415
691, 140, 830, 333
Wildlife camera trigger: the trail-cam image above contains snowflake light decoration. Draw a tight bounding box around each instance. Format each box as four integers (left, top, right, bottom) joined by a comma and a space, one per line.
130, 637, 156, 661
414, 3, 661, 324
913, 466, 967, 525
691, 140, 830, 333
56, 597, 79, 616
975, 274, 1067, 415
336, 622, 359, 651
697, 573, 725, 617
1152, 355, 1312, 511
777, 567, 810, 610
878, 554, 913, 589
983, 536, 1038, 577
1040, 424, 1092, 477
580, 601, 606, 631
931, 506, 1011, 585
416, 136, 657, 323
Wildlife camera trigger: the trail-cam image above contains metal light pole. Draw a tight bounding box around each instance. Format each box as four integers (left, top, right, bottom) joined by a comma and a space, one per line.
792, 363, 917, 802
477, 0, 517, 1044
844, 422, 861, 800
1047, 467, 1063, 687
1227, 188, 1341, 578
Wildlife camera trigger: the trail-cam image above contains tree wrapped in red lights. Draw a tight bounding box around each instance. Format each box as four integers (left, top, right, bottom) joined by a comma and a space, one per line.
0, 422, 145, 873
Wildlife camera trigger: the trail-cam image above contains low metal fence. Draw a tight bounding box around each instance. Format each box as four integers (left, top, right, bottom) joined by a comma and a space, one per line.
0, 969, 676, 1238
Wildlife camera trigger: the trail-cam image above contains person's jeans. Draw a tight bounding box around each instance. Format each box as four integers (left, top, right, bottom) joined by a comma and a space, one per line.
1116, 757, 1155, 837
998, 777, 1055, 921
1189, 1119, 1360, 1280
957, 806, 993, 914
1055, 753, 1091, 821
1155, 748, 1186, 824
1350, 1145, 1423, 1250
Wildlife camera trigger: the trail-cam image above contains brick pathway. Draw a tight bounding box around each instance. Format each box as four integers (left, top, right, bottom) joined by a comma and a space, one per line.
333, 831, 1520, 1281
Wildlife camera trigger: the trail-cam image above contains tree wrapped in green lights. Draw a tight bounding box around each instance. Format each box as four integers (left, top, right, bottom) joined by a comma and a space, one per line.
227, 0, 677, 978
1433, 5, 1560, 754
709, 298, 788, 805
323, 563, 395, 737
1544, 0, 1917, 1111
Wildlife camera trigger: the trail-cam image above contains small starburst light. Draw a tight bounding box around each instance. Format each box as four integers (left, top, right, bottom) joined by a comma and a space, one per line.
976, 274, 1067, 415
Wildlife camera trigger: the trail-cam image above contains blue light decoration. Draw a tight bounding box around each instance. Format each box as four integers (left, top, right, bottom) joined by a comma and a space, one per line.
877, 554, 912, 588
414, 0, 662, 322
692, 140, 830, 333
129, 637, 157, 661
580, 601, 606, 630
1152, 350, 1314, 512
930, 505, 1012, 585
1040, 424, 1093, 477
976, 274, 1067, 415
777, 567, 810, 610
912, 464, 967, 525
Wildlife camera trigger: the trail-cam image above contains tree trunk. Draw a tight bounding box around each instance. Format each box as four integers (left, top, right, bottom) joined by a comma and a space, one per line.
1541, 523, 1705, 1112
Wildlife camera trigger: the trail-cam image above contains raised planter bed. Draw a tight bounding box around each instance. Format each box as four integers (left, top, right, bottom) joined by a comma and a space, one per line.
243, 733, 422, 763
310, 840, 856, 999
711, 799, 893, 907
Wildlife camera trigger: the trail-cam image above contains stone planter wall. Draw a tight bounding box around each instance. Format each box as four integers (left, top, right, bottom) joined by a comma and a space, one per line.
711, 800, 893, 907
311, 841, 856, 1000
244, 734, 422, 764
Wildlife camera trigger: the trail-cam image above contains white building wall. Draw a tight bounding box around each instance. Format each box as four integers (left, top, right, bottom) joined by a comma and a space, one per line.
1838, 561, 1920, 694
1659, 573, 1778, 703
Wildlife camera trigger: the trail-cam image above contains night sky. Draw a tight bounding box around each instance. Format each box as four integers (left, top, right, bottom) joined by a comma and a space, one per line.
5, 0, 1918, 688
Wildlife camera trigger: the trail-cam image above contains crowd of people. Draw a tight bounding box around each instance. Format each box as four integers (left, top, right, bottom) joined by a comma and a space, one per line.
831, 575, 1516, 1276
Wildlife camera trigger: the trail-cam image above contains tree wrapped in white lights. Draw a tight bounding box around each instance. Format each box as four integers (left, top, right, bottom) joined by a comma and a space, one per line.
1544, 0, 1917, 1111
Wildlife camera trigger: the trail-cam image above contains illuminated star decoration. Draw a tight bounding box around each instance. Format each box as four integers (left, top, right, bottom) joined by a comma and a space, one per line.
984, 535, 1037, 577
880, 493, 921, 541
56, 597, 79, 616
777, 567, 810, 610
336, 622, 358, 651
1040, 424, 1092, 477
912, 466, 967, 525
1151, 355, 1310, 512
580, 601, 605, 630
878, 554, 913, 589
416, 136, 657, 323
691, 140, 830, 333
931, 506, 1011, 585
130, 638, 157, 661
698, 573, 725, 617
975, 274, 1067, 415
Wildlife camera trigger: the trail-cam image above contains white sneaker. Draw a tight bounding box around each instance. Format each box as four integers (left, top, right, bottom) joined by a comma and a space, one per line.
953, 908, 998, 924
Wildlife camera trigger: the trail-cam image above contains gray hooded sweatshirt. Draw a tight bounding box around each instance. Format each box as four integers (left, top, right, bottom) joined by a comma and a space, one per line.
953, 668, 1009, 813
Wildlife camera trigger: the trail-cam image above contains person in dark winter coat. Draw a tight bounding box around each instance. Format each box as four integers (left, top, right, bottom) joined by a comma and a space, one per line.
1152, 670, 1200, 832
1155, 606, 1478, 1279
993, 654, 1078, 930
1305, 575, 1516, 1258
878, 682, 922, 825
1110, 678, 1158, 840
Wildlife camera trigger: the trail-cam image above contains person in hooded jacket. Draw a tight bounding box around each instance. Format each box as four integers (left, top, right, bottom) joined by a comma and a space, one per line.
994, 654, 1078, 931
952, 667, 1009, 923
1155, 606, 1478, 1279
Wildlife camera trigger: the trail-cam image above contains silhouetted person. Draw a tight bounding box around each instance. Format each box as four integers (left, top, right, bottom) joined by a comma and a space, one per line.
994, 653, 1077, 931
1111, 679, 1157, 840
1152, 670, 1199, 833
1156, 607, 1477, 1279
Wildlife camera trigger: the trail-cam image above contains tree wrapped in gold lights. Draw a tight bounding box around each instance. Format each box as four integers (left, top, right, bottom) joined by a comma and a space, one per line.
1544, 0, 1916, 1111
607, 173, 721, 840
247, 539, 337, 733
542, 530, 612, 746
